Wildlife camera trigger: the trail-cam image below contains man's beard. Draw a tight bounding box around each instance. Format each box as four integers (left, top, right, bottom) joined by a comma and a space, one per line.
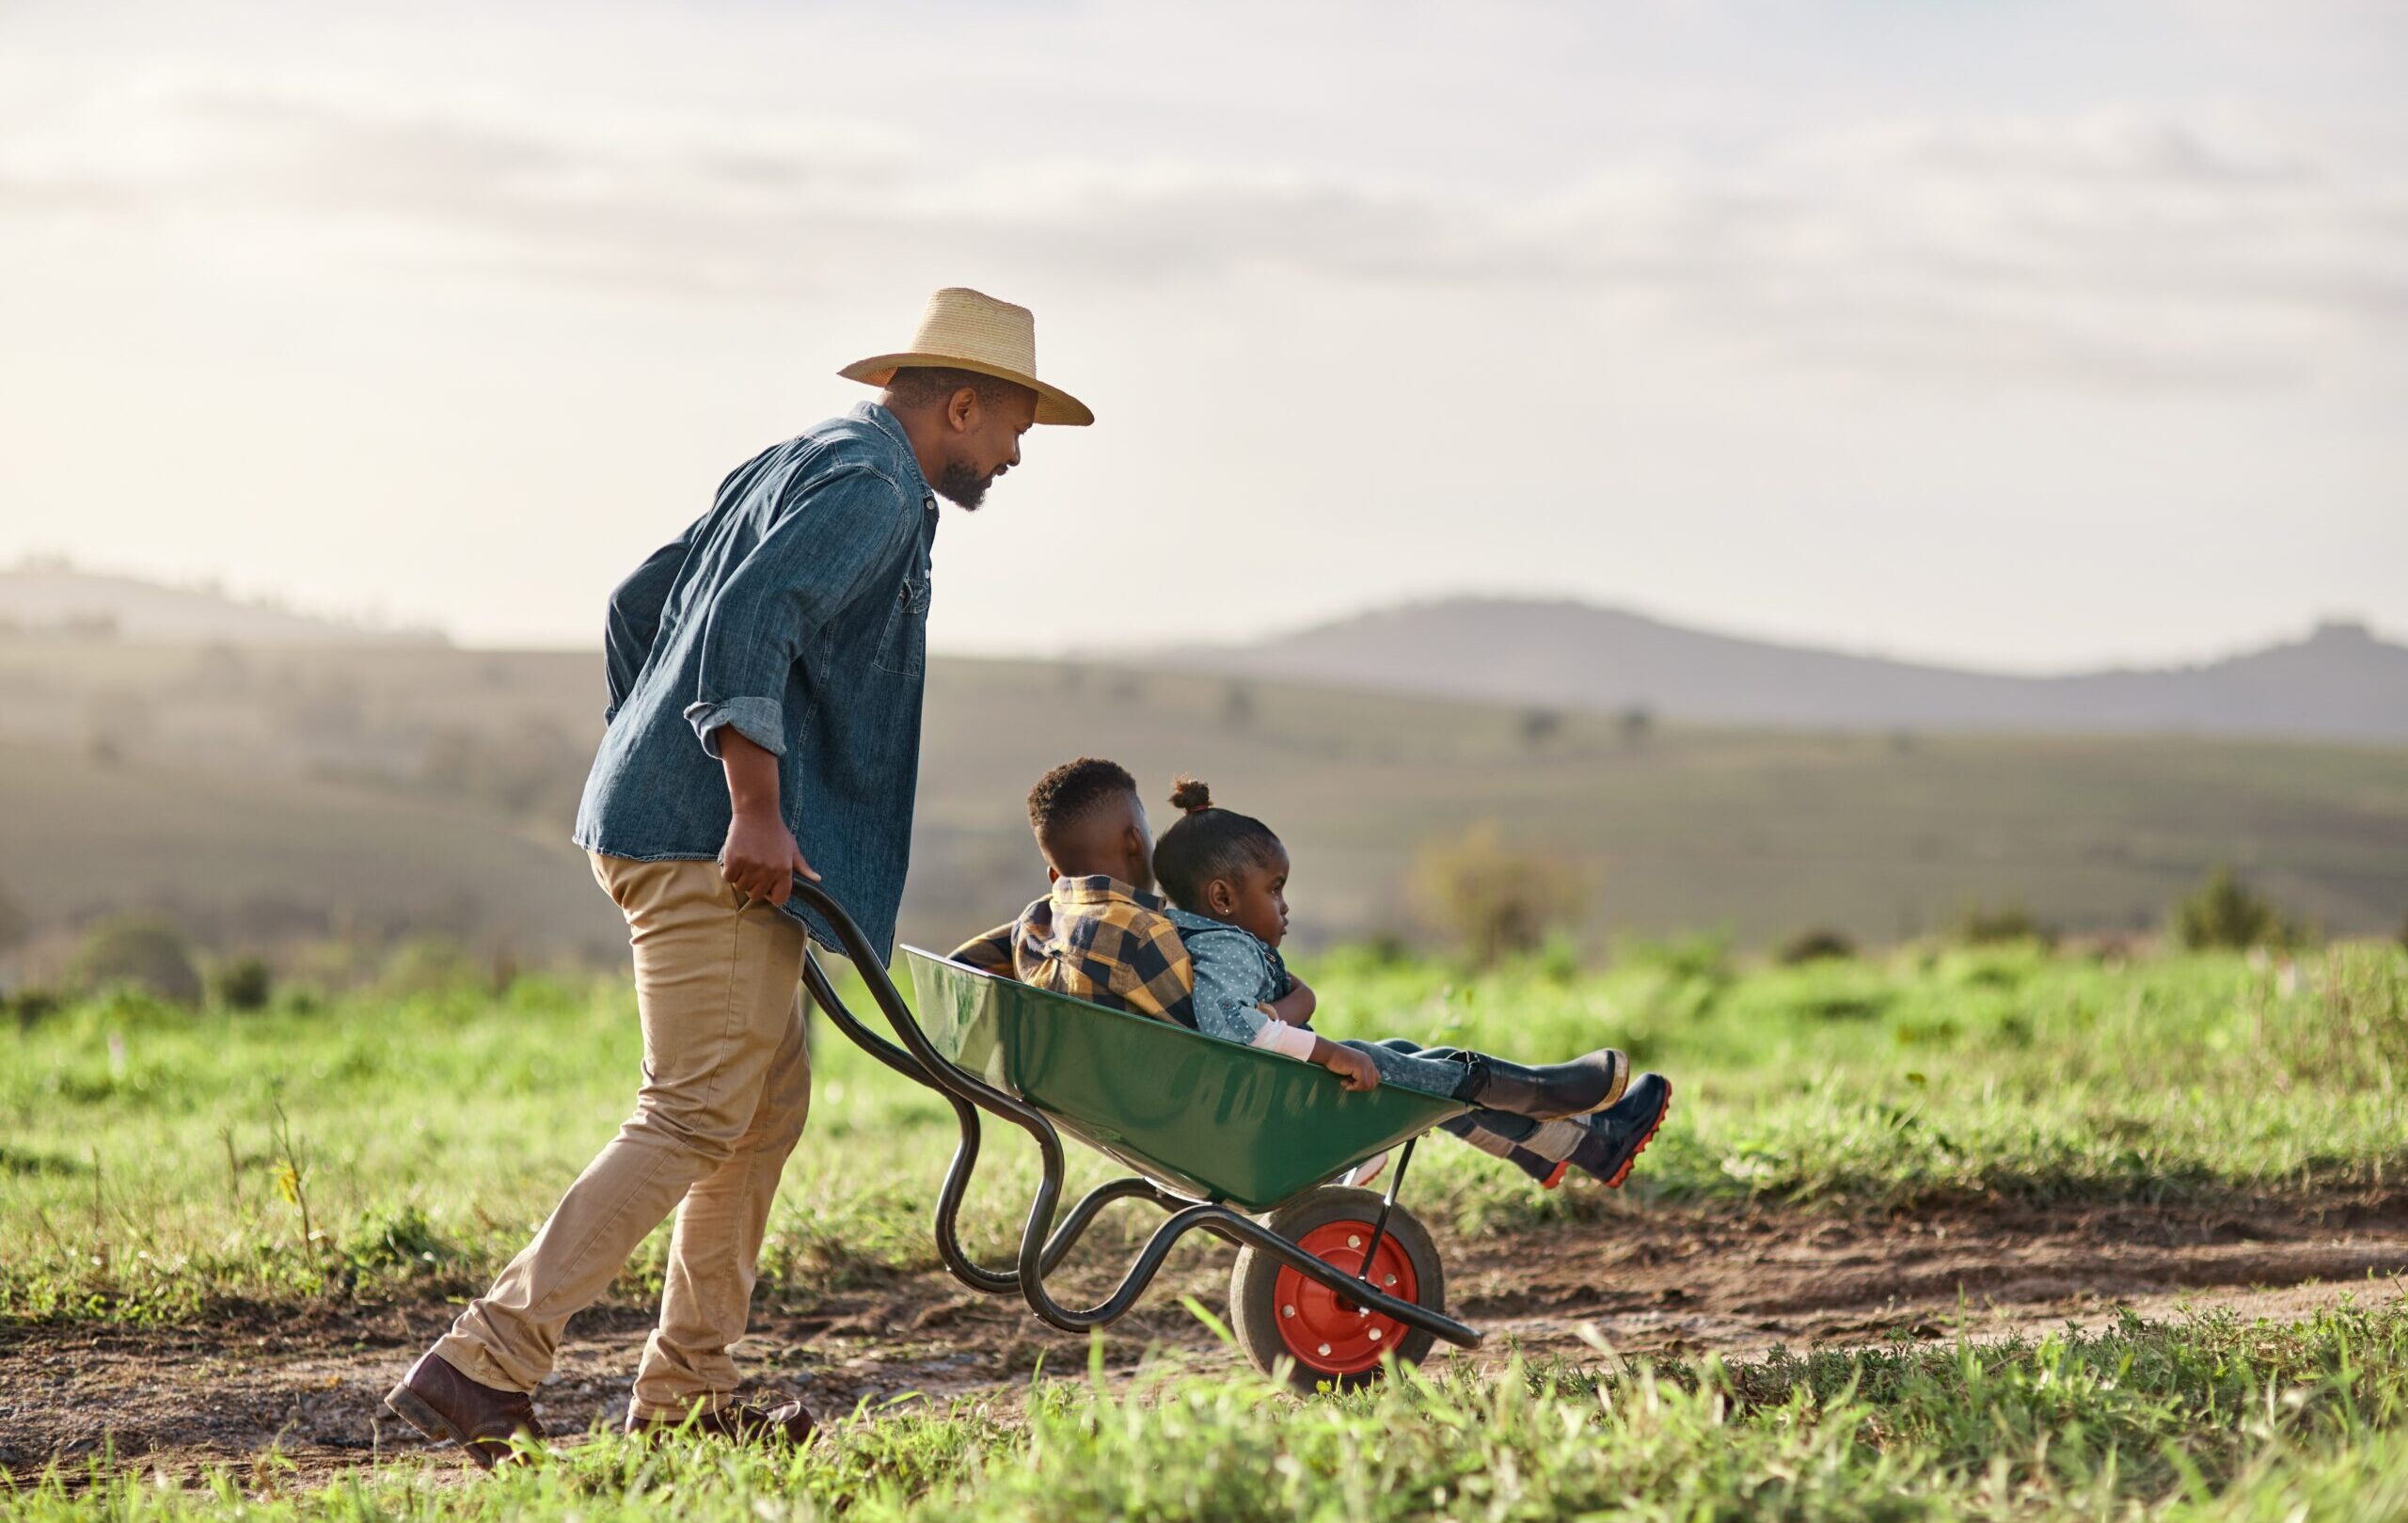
934, 459, 1000, 510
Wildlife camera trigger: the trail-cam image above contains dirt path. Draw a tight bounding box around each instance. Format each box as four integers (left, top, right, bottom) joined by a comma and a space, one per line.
7, 1193, 2405, 1487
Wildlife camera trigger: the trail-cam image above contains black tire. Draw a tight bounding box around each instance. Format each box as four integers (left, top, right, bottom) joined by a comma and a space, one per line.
1228, 1185, 1446, 1395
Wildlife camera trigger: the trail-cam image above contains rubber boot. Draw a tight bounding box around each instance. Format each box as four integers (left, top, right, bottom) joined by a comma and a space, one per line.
1465, 1048, 1630, 1120
1561, 1074, 1671, 1188
1504, 1146, 1571, 1189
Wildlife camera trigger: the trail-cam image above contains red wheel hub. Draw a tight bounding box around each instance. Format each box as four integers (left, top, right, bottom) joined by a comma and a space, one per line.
1272, 1220, 1418, 1377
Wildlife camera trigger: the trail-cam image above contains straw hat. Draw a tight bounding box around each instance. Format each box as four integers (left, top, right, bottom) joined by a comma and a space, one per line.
839, 287, 1093, 426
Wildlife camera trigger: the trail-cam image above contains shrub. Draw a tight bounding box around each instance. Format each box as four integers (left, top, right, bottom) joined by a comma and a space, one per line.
2173, 865, 2307, 952
340, 1203, 453, 1272
7, 987, 62, 1030
1620, 931, 1735, 984
1413, 824, 1587, 968
214, 955, 275, 1012
67, 915, 202, 1004
1777, 928, 1857, 965
1955, 903, 2056, 946
379, 937, 482, 995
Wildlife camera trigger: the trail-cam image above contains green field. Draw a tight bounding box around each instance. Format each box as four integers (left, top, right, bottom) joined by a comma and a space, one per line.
5, 943, 2403, 1324
4, 643, 2407, 973
5, 939, 2405, 1516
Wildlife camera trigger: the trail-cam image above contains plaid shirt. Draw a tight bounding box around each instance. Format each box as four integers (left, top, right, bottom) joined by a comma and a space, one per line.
947, 875, 1197, 1027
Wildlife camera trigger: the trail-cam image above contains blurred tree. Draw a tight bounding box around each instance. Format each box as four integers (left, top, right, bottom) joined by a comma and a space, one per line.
1955, 904, 2057, 947
1777, 928, 1857, 964
1518, 706, 1562, 749
1616, 706, 1653, 748
69, 915, 203, 1004
214, 955, 275, 1012
380, 937, 481, 995
1413, 823, 1587, 967
2173, 865, 2308, 951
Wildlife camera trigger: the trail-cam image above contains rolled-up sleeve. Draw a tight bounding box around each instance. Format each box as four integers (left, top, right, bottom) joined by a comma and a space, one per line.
682, 466, 915, 759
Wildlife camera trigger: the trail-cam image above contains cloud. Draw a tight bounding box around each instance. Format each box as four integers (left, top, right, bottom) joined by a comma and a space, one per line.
5, 80, 2401, 388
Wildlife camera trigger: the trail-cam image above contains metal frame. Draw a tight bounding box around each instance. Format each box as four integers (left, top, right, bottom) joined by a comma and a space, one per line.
789, 876, 1482, 1353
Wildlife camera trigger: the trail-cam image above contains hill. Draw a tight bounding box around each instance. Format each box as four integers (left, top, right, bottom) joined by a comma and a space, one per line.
0, 738, 623, 962
2, 640, 2405, 963
0, 562, 444, 646
1158, 598, 2408, 742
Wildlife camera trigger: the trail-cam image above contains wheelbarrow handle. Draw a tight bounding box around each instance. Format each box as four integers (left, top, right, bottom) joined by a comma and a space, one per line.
784, 874, 1085, 1308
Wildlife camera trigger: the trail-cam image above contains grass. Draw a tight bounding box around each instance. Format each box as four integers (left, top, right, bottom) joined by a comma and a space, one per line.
4, 940, 2404, 1520
2, 941, 2401, 1325
10, 1302, 2408, 1519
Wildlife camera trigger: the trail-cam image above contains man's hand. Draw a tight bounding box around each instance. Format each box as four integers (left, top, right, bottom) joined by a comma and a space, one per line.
1313, 1039, 1380, 1093
721, 812, 815, 906
718, 730, 817, 906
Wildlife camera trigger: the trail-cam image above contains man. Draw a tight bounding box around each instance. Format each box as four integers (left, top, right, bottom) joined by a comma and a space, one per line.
384, 288, 1092, 1467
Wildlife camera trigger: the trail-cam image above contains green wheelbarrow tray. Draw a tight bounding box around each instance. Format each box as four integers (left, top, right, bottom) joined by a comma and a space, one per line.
788, 875, 1487, 1376
901, 946, 1468, 1213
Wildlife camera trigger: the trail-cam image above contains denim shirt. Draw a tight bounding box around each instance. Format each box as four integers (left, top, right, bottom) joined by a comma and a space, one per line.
574, 403, 938, 960
1166, 908, 1293, 1047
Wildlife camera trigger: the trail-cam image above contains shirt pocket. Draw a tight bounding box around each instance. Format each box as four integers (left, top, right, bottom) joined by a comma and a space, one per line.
873, 566, 931, 678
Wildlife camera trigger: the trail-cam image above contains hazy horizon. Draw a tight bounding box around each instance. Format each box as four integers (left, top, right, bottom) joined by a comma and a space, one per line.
4, 0, 2402, 674
10, 552, 2406, 679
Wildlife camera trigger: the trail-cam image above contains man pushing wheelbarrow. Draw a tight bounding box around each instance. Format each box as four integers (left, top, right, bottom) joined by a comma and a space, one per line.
384, 286, 1671, 1467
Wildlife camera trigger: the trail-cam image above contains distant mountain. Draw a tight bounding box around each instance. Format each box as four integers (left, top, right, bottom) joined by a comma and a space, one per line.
0, 563, 445, 645
1158, 598, 2408, 742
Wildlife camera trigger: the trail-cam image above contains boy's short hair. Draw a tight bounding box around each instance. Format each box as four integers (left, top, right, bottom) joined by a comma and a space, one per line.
1026, 757, 1138, 841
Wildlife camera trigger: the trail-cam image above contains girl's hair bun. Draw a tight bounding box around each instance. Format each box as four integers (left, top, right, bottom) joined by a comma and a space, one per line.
1167, 776, 1212, 815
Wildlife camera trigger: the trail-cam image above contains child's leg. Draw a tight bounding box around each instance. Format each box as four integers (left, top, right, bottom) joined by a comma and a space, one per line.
1341, 1038, 1479, 1096
1354, 1035, 1629, 1121
1371, 1040, 1593, 1158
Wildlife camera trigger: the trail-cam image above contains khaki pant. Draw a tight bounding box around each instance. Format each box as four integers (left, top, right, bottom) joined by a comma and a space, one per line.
433, 853, 811, 1420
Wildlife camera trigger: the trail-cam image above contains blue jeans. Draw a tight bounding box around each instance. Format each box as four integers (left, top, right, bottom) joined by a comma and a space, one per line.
1345, 1038, 1554, 1153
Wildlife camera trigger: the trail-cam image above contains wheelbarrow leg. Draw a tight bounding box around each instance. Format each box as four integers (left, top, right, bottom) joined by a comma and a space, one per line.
1354, 1135, 1418, 1281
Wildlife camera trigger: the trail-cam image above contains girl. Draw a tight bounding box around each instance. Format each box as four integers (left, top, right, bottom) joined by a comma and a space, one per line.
1152, 779, 1671, 1187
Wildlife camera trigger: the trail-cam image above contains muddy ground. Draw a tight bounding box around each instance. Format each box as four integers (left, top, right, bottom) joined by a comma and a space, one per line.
7, 1193, 2406, 1488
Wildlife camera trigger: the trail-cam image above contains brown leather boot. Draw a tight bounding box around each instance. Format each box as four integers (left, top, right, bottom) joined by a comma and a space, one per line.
384, 1351, 547, 1470
627, 1397, 816, 1447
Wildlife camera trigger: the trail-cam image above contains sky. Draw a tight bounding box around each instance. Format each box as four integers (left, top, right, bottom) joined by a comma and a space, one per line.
1, 0, 2401, 673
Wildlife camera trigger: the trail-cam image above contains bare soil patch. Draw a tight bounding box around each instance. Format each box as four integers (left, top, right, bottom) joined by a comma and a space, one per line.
7, 1193, 2404, 1487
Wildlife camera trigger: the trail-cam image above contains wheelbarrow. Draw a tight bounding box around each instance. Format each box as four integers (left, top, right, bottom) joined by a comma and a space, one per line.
788, 876, 1485, 1392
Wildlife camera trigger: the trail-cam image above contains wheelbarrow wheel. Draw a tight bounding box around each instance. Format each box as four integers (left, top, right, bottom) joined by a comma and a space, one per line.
1228, 1185, 1445, 1395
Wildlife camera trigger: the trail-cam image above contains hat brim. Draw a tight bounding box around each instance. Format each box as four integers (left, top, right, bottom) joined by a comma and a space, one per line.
838, 353, 1093, 427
